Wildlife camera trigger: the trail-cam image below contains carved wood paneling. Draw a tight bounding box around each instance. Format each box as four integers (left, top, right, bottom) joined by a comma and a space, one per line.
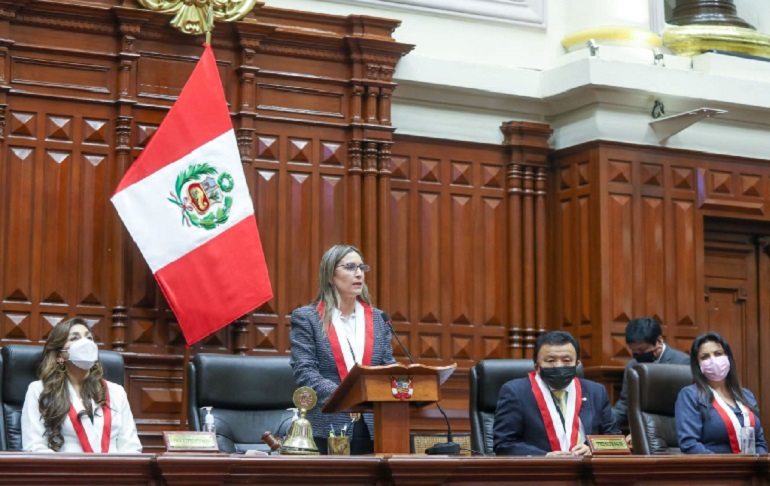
388, 136, 509, 365
551, 143, 770, 376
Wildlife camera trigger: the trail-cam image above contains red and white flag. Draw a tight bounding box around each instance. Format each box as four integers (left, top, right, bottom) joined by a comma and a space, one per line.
111, 44, 272, 346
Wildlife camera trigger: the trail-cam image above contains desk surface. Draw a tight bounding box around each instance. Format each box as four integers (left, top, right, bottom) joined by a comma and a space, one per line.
0, 452, 767, 486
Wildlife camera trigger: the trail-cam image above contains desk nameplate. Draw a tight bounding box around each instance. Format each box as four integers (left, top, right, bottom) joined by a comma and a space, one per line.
162, 431, 219, 452
586, 435, 631, 455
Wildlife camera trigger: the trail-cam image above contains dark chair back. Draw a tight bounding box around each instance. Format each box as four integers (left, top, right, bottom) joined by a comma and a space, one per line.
187, 353, 296, 453
469, 358, 583, 455
0, 343, 124, 451
627, 363, 693, 454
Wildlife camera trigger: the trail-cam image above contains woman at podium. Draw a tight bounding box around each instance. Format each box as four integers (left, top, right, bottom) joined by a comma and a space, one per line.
290, 244, 395, 455
20, 317, 142, 453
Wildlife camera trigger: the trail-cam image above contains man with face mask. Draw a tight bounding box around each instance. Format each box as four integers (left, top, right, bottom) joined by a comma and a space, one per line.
611, 317, 690, 428
493, 331, 620, 456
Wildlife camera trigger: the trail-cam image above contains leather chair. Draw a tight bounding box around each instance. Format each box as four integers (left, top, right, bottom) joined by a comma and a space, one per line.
627, 362, 693, 454
469, 358, 584, 455
187, 353, 296, 453
0, 343, 125, 451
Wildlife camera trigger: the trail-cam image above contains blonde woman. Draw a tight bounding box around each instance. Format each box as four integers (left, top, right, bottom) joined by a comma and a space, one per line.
289, 244, 395, 455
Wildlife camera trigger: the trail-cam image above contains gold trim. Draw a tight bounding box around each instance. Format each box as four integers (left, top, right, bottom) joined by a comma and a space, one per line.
663, 25, 770, 59
562, 27, 662, 51
137, 0, 259, 36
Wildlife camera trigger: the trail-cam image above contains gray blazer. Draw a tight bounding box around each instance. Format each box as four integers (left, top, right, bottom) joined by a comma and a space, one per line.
611, 344, 690, 426
289, 303, 395, 438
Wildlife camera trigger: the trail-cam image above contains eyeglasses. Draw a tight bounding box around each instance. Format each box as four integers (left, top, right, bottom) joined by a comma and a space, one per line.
337, 262, 371, 273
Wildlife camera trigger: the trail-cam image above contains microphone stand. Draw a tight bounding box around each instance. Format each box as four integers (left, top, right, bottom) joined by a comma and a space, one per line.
384, 313, 461, 456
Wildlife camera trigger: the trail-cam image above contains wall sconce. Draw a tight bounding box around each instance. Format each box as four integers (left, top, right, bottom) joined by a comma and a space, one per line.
649, 103, 727, 143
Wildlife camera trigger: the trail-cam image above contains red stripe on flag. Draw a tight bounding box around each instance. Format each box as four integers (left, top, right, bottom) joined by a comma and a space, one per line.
155, 216, 273, 345
114, 45, 232, 193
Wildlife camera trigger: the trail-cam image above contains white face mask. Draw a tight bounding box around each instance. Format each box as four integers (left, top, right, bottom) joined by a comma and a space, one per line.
65, 338, 99, 370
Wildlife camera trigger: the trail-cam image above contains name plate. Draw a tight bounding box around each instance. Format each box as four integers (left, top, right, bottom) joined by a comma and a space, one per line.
163, 431, 219, 452
586, 435, 630, 455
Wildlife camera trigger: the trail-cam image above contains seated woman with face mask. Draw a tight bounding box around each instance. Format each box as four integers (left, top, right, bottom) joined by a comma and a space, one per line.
21, 318, 142, 453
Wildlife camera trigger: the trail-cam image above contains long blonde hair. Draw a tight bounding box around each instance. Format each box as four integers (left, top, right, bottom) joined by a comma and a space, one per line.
314, 245, 372, 334
38, 317, 105, 451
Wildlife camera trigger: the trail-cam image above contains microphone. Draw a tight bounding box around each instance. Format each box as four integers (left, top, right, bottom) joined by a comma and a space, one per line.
382, 312, 461, 456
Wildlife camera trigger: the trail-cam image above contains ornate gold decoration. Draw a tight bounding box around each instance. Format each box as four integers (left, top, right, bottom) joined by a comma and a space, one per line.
663, 25, 770, 59
137, 0, 259, 36
562, 27, 662, 52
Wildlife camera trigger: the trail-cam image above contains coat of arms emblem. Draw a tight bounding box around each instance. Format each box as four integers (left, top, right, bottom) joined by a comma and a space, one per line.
167, 163, 235, 230
390, 376, 414, 400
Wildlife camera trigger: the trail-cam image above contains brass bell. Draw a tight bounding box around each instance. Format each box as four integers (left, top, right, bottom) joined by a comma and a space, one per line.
280, 387, 319, 455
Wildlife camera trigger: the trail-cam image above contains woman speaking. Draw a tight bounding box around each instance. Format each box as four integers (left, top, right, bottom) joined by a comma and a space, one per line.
290, 244, 395, 455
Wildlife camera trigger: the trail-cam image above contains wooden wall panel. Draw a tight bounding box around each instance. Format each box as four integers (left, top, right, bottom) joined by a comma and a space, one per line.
552, 143, 770, 380
387, 137, 509, 369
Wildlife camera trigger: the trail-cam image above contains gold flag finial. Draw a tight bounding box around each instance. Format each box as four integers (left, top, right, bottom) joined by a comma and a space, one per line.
137, 0, 259, 36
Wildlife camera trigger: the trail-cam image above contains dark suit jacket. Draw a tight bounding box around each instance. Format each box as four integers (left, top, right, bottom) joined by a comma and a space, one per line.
493, 376, 620, 455
612, 345, 690, 426
289, 303, 395, 438
676, 384, 767, 454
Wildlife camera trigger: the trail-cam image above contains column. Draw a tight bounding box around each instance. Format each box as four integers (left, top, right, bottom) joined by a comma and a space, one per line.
561, 0, 661, 53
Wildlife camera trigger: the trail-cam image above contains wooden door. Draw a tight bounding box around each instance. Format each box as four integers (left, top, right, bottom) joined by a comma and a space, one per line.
703, 225, 770, 427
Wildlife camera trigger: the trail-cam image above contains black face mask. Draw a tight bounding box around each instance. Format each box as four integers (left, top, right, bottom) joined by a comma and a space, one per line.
539, 366, 577, 390
633, 351, 656, 363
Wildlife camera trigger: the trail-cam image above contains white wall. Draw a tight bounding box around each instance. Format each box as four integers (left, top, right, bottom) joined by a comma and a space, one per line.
266, 0, 770, 160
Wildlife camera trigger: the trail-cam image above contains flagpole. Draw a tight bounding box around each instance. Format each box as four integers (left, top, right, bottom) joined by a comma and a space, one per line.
180, 346, 191, 430
179, 2, 212, 433
205, 4, 213, 45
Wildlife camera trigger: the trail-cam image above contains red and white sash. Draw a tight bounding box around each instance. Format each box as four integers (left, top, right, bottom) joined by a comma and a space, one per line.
317, 301, 374, 380
66, 379, 112, 453
711, 388, 756, 453
529, 371, 582, 452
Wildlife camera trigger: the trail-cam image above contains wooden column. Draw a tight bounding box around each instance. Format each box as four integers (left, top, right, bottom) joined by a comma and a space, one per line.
347, 141, 363, 248
502, 122, 553, 358
507, 164, 523, 357
110, 9, 150, 350
361, 141, 379, 296
233, 23, 274, 354
376, 142, 392, 311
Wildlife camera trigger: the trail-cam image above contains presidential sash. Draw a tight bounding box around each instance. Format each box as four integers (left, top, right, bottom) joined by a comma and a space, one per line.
529, 371, 582, 451
317, 301, 374, 380
67, 379, 112, 453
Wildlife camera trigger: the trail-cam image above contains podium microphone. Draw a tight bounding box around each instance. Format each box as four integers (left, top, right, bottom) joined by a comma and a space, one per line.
382, 312, 461, 456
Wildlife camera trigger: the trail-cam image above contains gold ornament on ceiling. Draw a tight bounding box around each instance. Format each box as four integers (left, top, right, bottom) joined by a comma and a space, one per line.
137, 0, 259, 36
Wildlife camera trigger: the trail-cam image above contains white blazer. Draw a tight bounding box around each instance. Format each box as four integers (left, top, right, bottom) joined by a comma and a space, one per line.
21, 379, 142, 453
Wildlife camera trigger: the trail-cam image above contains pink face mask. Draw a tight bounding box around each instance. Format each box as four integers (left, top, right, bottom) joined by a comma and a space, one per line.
700, 355, 731, 381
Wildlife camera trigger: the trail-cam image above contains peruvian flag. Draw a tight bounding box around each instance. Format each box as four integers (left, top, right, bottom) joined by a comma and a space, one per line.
111, 44, 273, 346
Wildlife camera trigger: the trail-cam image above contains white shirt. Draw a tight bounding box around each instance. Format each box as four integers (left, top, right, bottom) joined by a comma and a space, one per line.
21, 379, 142, 453
331, 301, 365, 370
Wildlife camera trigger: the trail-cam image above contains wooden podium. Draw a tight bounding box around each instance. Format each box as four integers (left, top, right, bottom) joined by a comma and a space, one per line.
322, 363, 456, 454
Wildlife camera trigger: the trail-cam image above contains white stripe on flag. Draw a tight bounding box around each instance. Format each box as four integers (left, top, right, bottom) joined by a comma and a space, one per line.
111, 129, 253, 272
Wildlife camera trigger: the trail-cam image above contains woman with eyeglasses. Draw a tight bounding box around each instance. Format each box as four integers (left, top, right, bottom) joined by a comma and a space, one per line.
290, 244, 395, 455
21, 317, 142, 453
675, 331, 766, 454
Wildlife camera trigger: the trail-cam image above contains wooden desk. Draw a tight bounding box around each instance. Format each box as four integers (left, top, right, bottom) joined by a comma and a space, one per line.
0, 452, 768, 485
0, 452, 156, 485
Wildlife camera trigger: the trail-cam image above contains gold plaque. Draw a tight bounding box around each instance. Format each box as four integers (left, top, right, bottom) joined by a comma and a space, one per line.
163, 431, 219, 452
586, 435, 631, 455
